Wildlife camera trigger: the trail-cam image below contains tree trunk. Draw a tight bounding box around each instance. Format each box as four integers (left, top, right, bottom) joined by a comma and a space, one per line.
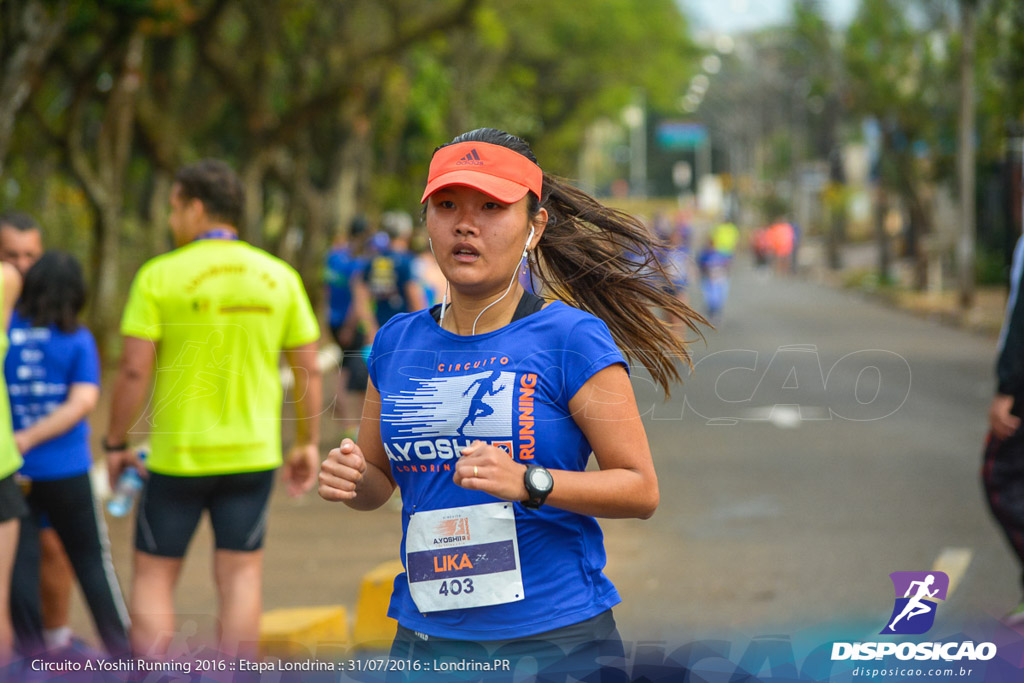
240, 152, 274, 247
875, 186, 892, 284
827, 145, 845, 270
147, 170, 173, 258
907, 196, 929, 291
66, 31, 144, 361
89, 205, 122, 361
0, 0, 68, 179
828, 199, 845, 271
956, 0, 977, 309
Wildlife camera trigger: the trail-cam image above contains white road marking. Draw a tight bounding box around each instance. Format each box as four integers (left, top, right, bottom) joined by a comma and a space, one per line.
933, 547, 973, 599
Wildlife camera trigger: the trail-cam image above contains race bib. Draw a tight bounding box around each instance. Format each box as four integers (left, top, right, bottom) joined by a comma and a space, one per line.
405, 502, 524, 613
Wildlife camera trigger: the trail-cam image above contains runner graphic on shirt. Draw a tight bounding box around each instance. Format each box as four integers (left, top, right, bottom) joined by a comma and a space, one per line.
458, 370, 505, 437
382, 370, 514, 441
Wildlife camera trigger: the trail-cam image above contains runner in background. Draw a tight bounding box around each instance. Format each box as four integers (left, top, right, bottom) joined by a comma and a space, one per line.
0, 213, 76, 653
7, 252, 129, 658
352, 210, 427, 335
319, 128, 707, 680
790, 220, 802, 273
664, 214, 693, 317
0, 258, 22, 665
410, 229, 447, 308
698, 236, 731, 324
711, 219, 739, 260
751, 226, 772, 272
325, 216, 371, 432
769, 217, 795, 276
104, 160, 322, 658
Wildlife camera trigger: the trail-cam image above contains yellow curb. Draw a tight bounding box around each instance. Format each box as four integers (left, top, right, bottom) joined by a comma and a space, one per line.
353, 559, 404, 650
259, 605, 349, 658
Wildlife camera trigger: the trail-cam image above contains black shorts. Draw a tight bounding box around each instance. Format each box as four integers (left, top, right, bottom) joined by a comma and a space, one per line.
134, 469, 275, 558
389, 610, 626, 682
330, 325, 369, 392
0, 473, 28, 523
341, 352, 370, 392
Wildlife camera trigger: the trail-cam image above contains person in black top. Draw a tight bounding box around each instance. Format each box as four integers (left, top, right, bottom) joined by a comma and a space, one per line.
983, 235, 1024, 625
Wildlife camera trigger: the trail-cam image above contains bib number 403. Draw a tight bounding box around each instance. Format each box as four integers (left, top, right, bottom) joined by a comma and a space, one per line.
438, 578, 474, 596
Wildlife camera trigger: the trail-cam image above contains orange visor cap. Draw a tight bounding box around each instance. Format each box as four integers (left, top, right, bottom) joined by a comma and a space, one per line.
421, 141, 543, 204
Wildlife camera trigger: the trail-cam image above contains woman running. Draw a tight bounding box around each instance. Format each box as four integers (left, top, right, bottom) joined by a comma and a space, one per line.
319, 128, 705, 678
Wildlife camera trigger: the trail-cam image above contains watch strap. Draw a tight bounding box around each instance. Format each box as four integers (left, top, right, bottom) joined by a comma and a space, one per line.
522, 464, 552, 509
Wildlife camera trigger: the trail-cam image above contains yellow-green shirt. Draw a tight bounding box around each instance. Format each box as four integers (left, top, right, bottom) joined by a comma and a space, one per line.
712, 222, 740, 256
121, 239, 320, 476
0, 271, 21, 479
0, 333, 18, 480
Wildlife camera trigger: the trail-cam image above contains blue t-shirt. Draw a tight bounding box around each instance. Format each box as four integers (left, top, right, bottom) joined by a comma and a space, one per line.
666, 245, 691, 288
6, 311, 101, 481
362, 250, 414, 326
368, 301, 626, 639
698, 248, 731, 280
325, 246, 364, 329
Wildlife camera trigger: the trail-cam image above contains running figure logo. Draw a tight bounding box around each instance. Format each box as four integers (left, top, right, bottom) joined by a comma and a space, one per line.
458, 370, 504, 437
881, 571, 949, 635
382, 370, 514, 440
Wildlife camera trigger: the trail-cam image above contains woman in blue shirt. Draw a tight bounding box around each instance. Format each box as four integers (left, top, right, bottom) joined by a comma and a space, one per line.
7, 251, 129, 657
320, 129, 705, 678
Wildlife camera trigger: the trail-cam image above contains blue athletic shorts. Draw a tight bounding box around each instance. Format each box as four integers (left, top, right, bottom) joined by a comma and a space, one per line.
134, 469, 275, 557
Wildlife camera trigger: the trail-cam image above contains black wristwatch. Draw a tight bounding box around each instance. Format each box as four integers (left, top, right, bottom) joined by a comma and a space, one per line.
101, 438, 129, 453
522, 464, 554, 509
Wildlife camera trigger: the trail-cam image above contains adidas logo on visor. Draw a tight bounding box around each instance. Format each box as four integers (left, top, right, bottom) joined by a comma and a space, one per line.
454, 149, 484, 166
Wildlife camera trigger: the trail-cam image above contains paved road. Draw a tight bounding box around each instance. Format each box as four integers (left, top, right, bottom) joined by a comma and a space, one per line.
603, 256, 1013, 641
77, 255, 1016, 652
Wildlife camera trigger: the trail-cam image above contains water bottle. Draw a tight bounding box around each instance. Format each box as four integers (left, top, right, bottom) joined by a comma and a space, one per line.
107, 452, 145, 518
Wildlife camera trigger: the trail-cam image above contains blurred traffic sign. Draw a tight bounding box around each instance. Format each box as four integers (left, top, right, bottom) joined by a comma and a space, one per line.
656, 121, 708, 150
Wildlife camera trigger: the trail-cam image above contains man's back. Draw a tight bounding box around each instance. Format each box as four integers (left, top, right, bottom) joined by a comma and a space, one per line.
121, 239, 319, 476
325, 245, 364, 330
365, 249, 414, 326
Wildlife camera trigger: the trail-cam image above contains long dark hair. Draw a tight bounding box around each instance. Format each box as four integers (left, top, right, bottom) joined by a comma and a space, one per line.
16, 251, 86, 333
438, 128, 707, 396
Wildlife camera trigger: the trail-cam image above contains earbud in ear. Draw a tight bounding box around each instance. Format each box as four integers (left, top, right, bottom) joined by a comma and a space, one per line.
522, 226, 536, 259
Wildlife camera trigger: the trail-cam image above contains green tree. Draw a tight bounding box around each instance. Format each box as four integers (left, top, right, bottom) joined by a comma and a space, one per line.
845, 0, 954, 288
0, 0, 69, 179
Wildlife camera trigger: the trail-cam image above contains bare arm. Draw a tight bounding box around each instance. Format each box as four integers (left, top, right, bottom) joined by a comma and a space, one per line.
351, 275, 378, 342
15, 383, 99, 454
989, 394, 1020, 440
319, 380, 396, 510
454, 364, 659, 519
281, 342, 323, 496
105, 336, 156, 488
405, 280, 428, 313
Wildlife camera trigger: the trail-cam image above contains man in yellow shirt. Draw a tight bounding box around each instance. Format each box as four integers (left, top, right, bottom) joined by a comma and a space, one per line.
104, 160, 322, 658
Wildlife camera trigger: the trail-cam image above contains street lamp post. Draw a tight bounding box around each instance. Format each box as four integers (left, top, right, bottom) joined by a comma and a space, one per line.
624, 94, 647, 199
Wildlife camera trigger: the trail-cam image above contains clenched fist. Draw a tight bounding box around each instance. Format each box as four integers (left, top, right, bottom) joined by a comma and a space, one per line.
319, 438, 367, 501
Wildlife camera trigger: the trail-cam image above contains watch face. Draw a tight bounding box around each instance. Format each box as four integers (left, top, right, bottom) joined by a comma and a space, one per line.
528, 467, 553, 493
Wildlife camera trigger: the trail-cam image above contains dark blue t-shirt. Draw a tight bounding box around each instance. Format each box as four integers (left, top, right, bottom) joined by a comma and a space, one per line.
368, 301, 627, 639
362, 250, 414, 326
6, 311, 101, 481
324, 246, 364, 330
